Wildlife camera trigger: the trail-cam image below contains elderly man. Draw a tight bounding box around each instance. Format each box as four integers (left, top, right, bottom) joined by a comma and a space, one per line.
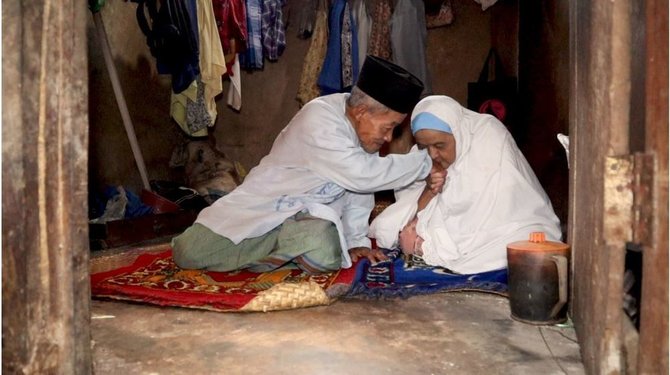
172, 56, 442, 274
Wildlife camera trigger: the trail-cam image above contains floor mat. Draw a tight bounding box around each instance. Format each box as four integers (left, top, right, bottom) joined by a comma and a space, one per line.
90, 246, 356, 312
346, 248, 508, 299
91, 245, 507, 312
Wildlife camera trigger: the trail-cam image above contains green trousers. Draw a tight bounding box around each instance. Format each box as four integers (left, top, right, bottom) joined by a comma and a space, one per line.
171, 213, 342, 274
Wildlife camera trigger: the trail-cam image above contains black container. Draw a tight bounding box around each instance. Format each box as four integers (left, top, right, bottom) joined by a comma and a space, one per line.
507, 232, 570, 325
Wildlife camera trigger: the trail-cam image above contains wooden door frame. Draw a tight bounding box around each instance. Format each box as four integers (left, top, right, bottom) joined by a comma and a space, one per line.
637, 0, 669, 373
569, 0, 668, 373
2, 1, 92, 373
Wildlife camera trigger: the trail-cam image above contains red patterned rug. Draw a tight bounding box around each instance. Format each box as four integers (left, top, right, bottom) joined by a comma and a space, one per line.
90, 247, 357, 312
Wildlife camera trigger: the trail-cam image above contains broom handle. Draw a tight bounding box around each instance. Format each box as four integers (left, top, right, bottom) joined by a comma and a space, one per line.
93, 12, 151, 191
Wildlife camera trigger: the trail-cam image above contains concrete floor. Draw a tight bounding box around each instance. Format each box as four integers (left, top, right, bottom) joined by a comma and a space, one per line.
91, 292, 584, 374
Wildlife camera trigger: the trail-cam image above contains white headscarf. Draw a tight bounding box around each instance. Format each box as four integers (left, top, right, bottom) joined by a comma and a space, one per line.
370, 96, 561, 273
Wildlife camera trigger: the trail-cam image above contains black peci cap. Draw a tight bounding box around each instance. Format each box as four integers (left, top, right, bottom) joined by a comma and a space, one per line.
356, 55, 425, 114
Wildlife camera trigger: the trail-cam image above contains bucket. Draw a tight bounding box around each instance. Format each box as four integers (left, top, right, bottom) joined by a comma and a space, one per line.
506, 232, 570, 325
141, 189, 180, 214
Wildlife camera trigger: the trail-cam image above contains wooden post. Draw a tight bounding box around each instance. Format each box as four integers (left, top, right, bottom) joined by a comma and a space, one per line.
2, 0, 92, 373
569, 0, 633, 373
638, 0, 669, 373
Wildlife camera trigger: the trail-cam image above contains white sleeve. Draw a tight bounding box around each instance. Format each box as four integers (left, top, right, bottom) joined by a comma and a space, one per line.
368, 185, 424, 249
278, 103, 433, 193
340, 191, 375, 249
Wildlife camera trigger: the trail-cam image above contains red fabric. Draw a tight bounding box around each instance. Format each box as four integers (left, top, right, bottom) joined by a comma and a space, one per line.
91, 249, 357, 312
212, 0, 248, 75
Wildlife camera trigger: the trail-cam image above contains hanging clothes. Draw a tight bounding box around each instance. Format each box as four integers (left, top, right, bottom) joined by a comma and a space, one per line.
239, 0, 264, 69
261, 0, 287, 61
317, 0, 359, 95
212, 0, 248, 75
296, 0, 319, 39
340, 1, 359, 89
366, 0, 393, 61
170, 80, 210, 137
390, 0, 432, 95
171, 0, 227, 137
134, 0, 201, 93
227, 54, 243, 110
317, 0, 347, 95
352, 0, 371, 73
296, 1, 329, 106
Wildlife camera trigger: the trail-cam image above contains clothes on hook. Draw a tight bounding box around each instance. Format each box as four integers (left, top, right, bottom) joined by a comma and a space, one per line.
132, 0, 290, 135
134, 0, 201, 94
301, 0, 432, 100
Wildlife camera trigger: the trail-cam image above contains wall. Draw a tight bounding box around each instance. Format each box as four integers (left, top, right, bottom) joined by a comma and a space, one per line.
89, 0, 571, 216
88, 1, 188, 199
215, 0, 509, 171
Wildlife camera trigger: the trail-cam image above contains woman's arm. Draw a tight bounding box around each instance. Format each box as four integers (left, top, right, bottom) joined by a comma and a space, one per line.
417, 164, 446, 212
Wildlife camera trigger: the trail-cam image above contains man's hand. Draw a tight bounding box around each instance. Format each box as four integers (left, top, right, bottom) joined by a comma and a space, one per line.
426, 164, 447, 194
349, 247, 388, 263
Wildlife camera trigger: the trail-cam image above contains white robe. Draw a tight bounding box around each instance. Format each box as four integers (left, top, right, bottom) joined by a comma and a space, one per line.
197, 93, 432, 268
369, 96, 561, 274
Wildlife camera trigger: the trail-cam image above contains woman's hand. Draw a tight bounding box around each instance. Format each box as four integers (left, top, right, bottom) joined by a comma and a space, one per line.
349, 247, 388, 263
418, 164, 446, 211
425, 164, 447, 194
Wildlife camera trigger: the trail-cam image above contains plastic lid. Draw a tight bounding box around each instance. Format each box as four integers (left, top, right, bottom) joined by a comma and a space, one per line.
529, 232, 546, 243
506, 232, 569, 252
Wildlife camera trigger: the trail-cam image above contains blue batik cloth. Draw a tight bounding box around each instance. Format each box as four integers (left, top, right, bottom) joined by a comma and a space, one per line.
347, 248, 508, 299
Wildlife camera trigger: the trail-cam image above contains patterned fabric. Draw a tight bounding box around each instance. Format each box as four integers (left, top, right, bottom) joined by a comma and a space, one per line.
367, 0, 393, 61
170, 80, 209, 137
89, 247, 506, 312
340, 1, 358, 89
296, 3, 329, 106
186, 80, 212, 133
90, 248, 357, 312
240, 0, 264, 69
261, 0, 286, 61
347, 248, 508, 299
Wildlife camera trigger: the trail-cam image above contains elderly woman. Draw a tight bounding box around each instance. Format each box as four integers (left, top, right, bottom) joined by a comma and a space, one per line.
369, 96, 561, 274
